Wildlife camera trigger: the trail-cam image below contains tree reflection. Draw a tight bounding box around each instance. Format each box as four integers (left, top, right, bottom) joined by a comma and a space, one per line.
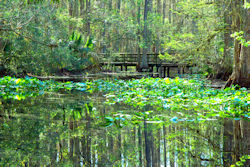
0, 93, 249, 166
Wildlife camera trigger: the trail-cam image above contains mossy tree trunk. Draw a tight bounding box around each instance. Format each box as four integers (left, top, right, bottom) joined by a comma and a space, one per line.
216, 0, 233, 80
141, 0, 152, 70
225, 0, 250, 88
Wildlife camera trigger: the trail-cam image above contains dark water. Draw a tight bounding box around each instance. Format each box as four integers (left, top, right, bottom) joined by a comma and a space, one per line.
0, 92, 249, 167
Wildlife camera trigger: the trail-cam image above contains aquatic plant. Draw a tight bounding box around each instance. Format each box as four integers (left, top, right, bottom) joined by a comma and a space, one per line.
90, 78, 249, 119
0, 76, 249, 120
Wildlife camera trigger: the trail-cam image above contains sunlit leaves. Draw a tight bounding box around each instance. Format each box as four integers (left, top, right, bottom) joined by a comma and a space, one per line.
1, 76, 249, 121
89, 77, 249, 120
231, 155, 250, 167
231, 31, 250, 47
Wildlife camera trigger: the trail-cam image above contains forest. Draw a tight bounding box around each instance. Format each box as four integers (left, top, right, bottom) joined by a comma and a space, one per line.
0, 0, 250, 166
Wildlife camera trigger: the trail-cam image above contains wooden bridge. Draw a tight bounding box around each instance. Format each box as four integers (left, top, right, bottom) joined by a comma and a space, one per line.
99, 53, 192, 78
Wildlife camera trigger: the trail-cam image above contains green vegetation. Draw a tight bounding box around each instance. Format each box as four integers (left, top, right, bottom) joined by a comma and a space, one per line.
230, 155, 250, 167
1, 76, 249, 122
0, 76, 249, 166
1, 90, 241, 166
1, 0, 249, 85
93, 77, 249, 120
0, 0, 249, 166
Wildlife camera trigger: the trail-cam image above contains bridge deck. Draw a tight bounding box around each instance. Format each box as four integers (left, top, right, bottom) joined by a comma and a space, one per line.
99, 53, 192, 77
100, 62, 191, 67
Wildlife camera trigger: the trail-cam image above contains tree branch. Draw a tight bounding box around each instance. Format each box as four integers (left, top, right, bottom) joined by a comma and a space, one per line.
1, 27, 58, 48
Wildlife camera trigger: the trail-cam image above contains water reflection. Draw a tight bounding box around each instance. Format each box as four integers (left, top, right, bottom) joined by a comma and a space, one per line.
0, 92, 249, 167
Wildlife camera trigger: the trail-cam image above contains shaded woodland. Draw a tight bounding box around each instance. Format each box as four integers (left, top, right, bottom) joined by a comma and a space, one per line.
0, 0, 249, 86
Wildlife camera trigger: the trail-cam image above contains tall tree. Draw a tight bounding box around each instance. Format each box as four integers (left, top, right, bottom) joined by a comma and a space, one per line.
117, 0, 121, 12
163, 0, 166, 24
141, 0, 152, 69
86, 0, 91, 36
68, 0, 73, 33
225, 0, 250, 87
168, 0, 172, 23
215, 0, 232, 80
137, 0, 142, 71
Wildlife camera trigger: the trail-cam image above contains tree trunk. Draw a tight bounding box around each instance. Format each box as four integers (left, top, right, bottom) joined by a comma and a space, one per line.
138, 125, 143, 167
157, 0, 162, 14
163, 0, 166, 24
117, 0, 121, 12
73, 0, 79, 17
168, 0, 172, 23
86, 113, 91, 166
240, 2, 250, 83
137, 1, 142, 71
163, 125, 167, 167
68, 0, 73, 33
144, 120, 151, 167
80, 0, 85, 17
86, 0, 91, 36
109, 0, 112, 10
216, 0, 232, 80
73, 123, 81, 167
156, 0, 162, 54
172, 0, 176, 24
141, 0, 152, 70
225, 0, 250, 88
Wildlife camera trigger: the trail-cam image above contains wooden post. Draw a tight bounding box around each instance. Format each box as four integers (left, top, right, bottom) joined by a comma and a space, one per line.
163, 67, 166, 78
150, 65, 154, 77
123, 54, 126, 64
155, 53, 157, 64
155, 54, 158, 64
147, 54, 150, 64
121, 65, 123, 71
167, 67, 170, 77
159, 66, 162, 78
125, 65, 127, 71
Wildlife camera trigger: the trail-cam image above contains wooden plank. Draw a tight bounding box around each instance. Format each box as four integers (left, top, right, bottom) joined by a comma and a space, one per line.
100, 62, 190, 67
99, 53, 192, 75
100, 62, 138, 66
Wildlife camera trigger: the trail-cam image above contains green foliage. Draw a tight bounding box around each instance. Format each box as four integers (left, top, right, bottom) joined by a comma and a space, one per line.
90, 77, 249, 120
0, 0, 97, 75
231, 31, 250, 47
69, 31, 94, 54
231, 155, 250, 167
158, 0, 227, 74
0, 76, 94, 100
0, 76, 48, 100
25, 0, 60, 4
1, 76, 249, 122
243, 2, 250, 9
0, 0, 242, 76
0, 87, 231, 166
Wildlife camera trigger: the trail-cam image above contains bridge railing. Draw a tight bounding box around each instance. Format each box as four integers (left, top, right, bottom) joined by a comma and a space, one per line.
98, 53, 163, 64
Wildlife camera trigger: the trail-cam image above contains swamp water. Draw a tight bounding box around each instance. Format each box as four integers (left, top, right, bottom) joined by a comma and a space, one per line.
0, 91, 249, 167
